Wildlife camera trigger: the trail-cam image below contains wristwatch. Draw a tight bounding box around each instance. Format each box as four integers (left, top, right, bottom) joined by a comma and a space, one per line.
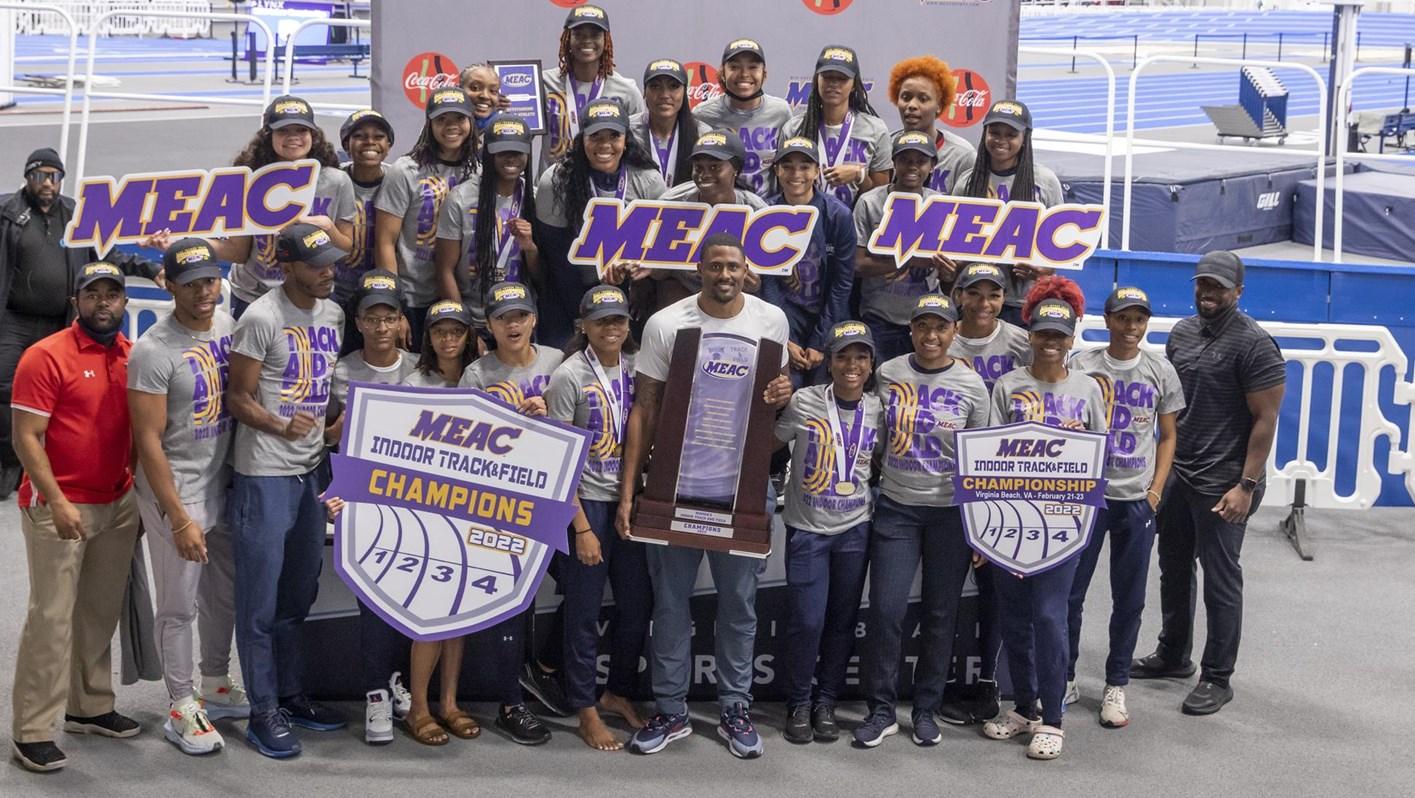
1239, 476, 1259, 493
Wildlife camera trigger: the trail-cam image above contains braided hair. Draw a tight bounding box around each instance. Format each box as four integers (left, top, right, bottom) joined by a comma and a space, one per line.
557, 28, 616, 79
962, 126, 1038, 203
406, 119, 479, 182
473, 152, 538, 299
552, 129, 658, 232
797, 73, 878, 147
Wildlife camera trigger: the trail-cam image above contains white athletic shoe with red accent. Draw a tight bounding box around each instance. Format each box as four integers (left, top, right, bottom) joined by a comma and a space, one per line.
199, 674, 250, 721
164, 698, 224, 755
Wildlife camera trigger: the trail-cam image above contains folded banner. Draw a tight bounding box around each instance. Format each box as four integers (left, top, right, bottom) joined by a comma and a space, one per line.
328, 383, 591, 641
62, 159, 322, 257
866, 192, 1105, 270
568, 198, 819, 278
953, 421, 1108, 578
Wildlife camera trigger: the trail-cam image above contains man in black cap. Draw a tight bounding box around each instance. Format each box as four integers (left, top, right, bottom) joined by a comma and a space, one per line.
1131, 250, 1286, 716
0, 148, 168, 498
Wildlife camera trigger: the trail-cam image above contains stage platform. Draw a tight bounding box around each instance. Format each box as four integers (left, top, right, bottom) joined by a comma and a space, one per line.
1294, 166, 1415, 264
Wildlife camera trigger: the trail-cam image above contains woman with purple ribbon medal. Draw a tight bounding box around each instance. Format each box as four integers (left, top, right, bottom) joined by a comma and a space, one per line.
540, 3, 645, 172
773, 321, 883, 744
780, 46, 892, 209
982, 278, 1106, 761
435, 113, 540, 349
537, 97, 666, 347
630, 59, 710, 189
540, 285, 652, 751
853, 294, 990, 750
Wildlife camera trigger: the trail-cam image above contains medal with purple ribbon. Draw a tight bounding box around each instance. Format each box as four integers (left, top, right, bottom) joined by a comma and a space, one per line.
826, 386, 865, 496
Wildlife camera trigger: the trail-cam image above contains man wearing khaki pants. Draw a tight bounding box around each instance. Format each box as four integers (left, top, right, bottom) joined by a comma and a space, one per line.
10, 262, 144, 772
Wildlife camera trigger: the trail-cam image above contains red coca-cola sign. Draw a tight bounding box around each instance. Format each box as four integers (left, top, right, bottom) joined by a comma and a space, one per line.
943, 68, 990, 129
802, 0, 853, 14
548, 0, 587, 7
684, 61, 723, 110
402, 51, 460, 109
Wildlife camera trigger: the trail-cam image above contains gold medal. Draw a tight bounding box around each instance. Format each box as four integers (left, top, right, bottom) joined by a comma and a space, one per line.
836, 482, 856, 496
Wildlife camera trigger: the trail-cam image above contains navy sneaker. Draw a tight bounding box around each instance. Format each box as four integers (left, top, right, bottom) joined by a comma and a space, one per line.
627, 712, 692, 755
278, 696, 346, 731
852, 709, 900, 748
246, 709, 301, 758
911, 710, 941, 746
718, 703, 763, 759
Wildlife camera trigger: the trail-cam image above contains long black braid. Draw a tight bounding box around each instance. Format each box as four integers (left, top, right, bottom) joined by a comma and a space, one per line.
474, 151, 538, 299
407, 120, 479, 182
667, 94, 699, 187
797, 74, 878, 147
552, 130, 658, 231
962, 126, 1037, 203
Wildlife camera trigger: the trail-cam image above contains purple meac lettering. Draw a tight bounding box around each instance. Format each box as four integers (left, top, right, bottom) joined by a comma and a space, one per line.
743, 209, 811, 271
869, 194, 953, 266
247, 162, 317, 227
144, 175, 202, 235
981, 203, 1039, 261
689, 207, 750, 262
192, 171, 248, 234
69, 178, 154, 255
1036, 207, 1103, 264
941, 200, 999, 257
642, 204, 705, 264
572, 200, 657, 266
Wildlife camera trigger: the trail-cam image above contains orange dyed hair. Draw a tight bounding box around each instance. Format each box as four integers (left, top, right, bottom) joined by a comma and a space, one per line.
888, 56, 956, 109
1022, 274, 1086, 325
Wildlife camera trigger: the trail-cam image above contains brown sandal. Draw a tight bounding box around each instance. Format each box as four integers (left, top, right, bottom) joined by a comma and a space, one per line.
440, 709, 481, 740
406, 713, 449, 746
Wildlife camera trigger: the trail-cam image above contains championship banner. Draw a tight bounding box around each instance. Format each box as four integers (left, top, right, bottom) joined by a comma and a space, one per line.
63, 160, 323, 257
952, 421, 1108, 577
327, 383, 591, 641
866, 193, 1106, 271
567, 198, 819, 278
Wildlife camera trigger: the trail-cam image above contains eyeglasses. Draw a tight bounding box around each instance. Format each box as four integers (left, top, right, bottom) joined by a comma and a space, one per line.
359, 315, 401, 329
27, 170, 63, 184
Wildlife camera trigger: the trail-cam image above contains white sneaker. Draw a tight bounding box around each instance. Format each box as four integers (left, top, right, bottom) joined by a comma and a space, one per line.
388, 672, 411, 721
199, 674, 250, 721
163, 698, 224, 755
1100, 684, 1129, 728
1063, 680, 1079, 706
365, 690, 394, 745
983, 710, 1041, 740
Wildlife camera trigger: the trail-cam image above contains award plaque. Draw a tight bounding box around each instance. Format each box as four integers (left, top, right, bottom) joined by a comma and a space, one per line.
631, 328, 782, 558
489, 59, 546, 134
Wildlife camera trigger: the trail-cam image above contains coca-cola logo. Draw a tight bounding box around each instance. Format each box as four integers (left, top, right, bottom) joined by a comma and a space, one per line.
943, 68, 990, 129
801, 0, 853, 15
402, 51, 460, 109
548, 0, 587, 7
502, 72, 533, 89
684, 61, 723, 109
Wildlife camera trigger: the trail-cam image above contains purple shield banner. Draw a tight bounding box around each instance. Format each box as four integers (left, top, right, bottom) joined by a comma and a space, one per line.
953, 421, 1108, 578
329, 383, 590, 641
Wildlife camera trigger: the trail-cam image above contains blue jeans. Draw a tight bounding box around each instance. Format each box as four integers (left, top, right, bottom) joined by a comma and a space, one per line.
229, 472, 327, 714
358, 601, 409, 694
781, 523, 869, 708
861, 496, 973, 718
1066, 498, 1157, 686
996, 556, 1081, 727
781, 301, 825, 389
559, 499, 653, 710
863, 316, 913, 364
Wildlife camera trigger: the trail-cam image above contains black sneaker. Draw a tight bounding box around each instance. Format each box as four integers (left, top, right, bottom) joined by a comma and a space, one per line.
518, 662, 573, 718
63, 711, 141, 738
936, 694, 974, 726
278, 696, 346, 731
811, 703, 839, 742
0, 465, 21, 501
1130, 651, 1197, 680
13, 740, 67, 772
1181, 681, 1233, 716
783, 704, 812, 744
496, 704, 551, 745
969, 681, 1000, 723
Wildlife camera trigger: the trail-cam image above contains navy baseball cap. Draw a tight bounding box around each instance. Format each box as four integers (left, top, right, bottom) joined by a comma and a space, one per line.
264, 95, 316, 131
1030, 299, 1078, 335
357, 290, 402, 314
581, 98, 628, 136
1194, 250, 1244, 289
486, 282, 537, 319
163, 238, 223, 285
815, 45, 859, 79
826, 320, 876, 357
426, 299, 472, 328
1105, 286, 1152, 315
485, 113, 532, 154
644, 58, 688, 87
984, 100, 1032, 131
340, 108, 394, 147
426, 87, 473, 120
74, 261, 124, 294
565, 3, 610, 30
776, 135, 820, 164
955, 262, 1007, 290
579, 285, 630, 320
912, 293, 959, 323
276, 222, 343, 267
722, 38, 765, 63
892, 129, 937, 161
358, 269, 400, 297
691, 129, 746, 163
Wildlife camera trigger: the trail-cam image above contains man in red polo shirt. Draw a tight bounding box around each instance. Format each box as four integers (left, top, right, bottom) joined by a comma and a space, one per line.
9, 262, 143, 773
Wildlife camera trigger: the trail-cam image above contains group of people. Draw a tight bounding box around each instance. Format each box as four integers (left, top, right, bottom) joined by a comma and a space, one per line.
2, 2, 1287, 774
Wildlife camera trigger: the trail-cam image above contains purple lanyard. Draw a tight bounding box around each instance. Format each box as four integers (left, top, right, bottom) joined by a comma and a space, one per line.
492, 178, 525, 277
589, 167, 629, 201
569, 76, 603, 118
818, 111, 855, 169
652, 128, 677, 182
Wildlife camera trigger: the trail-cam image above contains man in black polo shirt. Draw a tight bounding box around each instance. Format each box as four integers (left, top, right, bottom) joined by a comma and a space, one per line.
1131, 251, 1285, 716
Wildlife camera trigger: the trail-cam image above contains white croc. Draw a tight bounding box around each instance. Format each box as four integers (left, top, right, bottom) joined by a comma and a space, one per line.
1100, 684, 1130, 728
1027, 725, 1064, 760
983, 710, 1041, 740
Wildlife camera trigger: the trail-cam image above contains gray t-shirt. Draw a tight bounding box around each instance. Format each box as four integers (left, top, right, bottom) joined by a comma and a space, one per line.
949, 321, 1033, 392
337, 163, 388, 305
629, 112, 712, 187
545, 351, 636, 502
536, 163, 666, 286
332, 349, 419, 406
457, 345, 565, 408
230, 288, 343, 476
401, 367, 455, 388
437, 174, 537, 325
230, 166, 356, 303
957, 163, 1065, 307
540, 67, 646, 172
775, 387, 883, 532
375, 155, 468, 308
854, 185, 940, 326
128, 311, 236, 504
916, 126, 976, 195
781, 111, 894, 208
875, 355, 990, 507
990, 366, 1108, 434
692, 94, 794, 195
1071, 348, 1186, 500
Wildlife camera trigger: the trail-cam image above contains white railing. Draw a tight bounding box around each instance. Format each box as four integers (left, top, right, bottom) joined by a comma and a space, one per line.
1333, 66, 1415, 263
73, 9, 275, 184
1076, 315, 1413, 509
1021, 44, 1116, 249
279, 16, 372, 112
11, 0, 213, 35
1121, 55, 1328, 260
1, 2, 79, 166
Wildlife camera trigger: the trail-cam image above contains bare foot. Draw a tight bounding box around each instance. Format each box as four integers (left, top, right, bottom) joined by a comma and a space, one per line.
597, 692, 645, 729
577, 707, 622, 751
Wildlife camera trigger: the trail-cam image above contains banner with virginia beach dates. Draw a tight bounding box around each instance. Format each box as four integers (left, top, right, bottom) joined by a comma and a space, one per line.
953, 421, 1108, 578
327, 383, 591, 641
